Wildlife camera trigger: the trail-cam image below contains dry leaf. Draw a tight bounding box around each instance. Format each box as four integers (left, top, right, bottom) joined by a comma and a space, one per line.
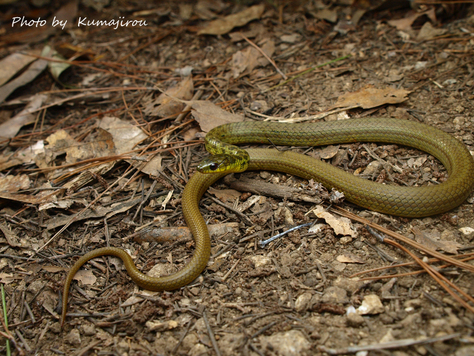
319, 145, 339, 159
311, 205, 357, 237
191, 100, 244, 132
0, 93, 47, 140
412, 227, 463, 254
0, 174, 30, 192
182, 126, 200, 141
0, 272, 15, 284
387, 9, 437, 31
42, 265, 67, 273
232, 40, 275, 78
417, 22, 448, 41
0, 51, 39, 86
334, 86, 411, 109
209, 187, 241, 204
0, 222, 21, 247
73, 269, 97, 285
98, 116, 147, 154
0, 47, 51, 104
65, 129, 115, 164
198, 4, 265, 35
143, 76, 194, 117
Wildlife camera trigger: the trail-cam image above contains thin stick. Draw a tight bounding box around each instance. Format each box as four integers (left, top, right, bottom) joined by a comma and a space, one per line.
240, 33, 287, 80
1, 285, 11, 356
262, 54, 351, 92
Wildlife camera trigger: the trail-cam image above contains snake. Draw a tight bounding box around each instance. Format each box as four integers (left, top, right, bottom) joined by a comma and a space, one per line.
61, 118, 474, 326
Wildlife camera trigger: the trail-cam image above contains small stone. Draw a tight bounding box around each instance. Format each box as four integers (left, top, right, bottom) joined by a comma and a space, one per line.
116, 339, 129, 354
217, 333, 245, 353
260, 330, 310, 356
379, 313, 394, 324
333, 276, 363, 293
182, 334, 199, 351
400, 313, 421, 328
65, 328, 81, 346
321, 286, 349, 304
260, 171, 271, 179
456, 345, 474, 356
295, 292, 313, 312
357, 294, 384, 315
404, 298, 423, 310
331, 260, 346, 272
50, 322, 61, 334
146, 319, 179, 332
346, 312, 365, 327
249, 255, 272, 268
189, 343, 208, 356
82, 323, 96, 336
362, 161, 381, 176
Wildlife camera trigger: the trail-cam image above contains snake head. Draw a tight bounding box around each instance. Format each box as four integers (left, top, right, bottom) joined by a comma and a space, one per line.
197, 154, 248, 174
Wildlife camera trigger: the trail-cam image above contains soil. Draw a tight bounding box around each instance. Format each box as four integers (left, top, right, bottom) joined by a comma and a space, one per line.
0, 1, 473, 356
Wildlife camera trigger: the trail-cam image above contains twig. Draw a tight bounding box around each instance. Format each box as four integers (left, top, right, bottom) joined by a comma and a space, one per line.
331, 207, 474, 273
262, 54, 351, 92
259, 222, 313, 247
332, 207, 474, 312
203, 310, 222, 356
33, 165, 135, 255
239, 33, 287, 80
318, 332, 460, 355
1, 285, 11, 356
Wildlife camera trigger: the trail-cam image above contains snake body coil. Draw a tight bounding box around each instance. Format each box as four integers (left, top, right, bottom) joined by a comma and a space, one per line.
61, 118, 474, 326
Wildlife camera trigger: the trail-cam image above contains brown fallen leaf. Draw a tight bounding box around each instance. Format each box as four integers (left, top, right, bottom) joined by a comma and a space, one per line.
0, 222, 21, 247
0, 174, 30, 192
387, 9, 437, 31
0, 51, 39, 86
209, 186, 241, 203
42, 265, 67, 273
311, 205, 357, 238
319, 145, 340, 159
417, 22, 448, 41
0, 92, 47, 138
191, 100, 244, 132
143, 76, 194, 117
232, 39, 275, 78
412, 227, 462, 254
198, 4, 265, 35
73, 269, 97, 285
333, 86, 411, 109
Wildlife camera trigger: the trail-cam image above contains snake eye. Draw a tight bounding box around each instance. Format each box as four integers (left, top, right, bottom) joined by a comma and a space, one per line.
209, 163, 218, 171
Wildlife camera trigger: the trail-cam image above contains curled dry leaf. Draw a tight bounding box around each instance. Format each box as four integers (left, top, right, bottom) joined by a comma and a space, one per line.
198, 4, 265, 35
334, 86, 411, 109
311, 205, 357, 238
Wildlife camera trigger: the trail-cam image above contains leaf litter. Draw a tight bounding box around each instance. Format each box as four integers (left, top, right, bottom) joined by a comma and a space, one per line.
0, 1, 473, 355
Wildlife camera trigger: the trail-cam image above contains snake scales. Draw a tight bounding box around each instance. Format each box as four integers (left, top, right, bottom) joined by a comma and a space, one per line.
61, 118, 474, 326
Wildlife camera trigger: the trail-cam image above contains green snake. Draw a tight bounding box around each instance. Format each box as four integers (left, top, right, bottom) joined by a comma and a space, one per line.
61, 118, 474, 326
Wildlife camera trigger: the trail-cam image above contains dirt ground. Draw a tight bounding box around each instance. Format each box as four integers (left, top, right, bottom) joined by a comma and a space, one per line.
0, 1, 474, 355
